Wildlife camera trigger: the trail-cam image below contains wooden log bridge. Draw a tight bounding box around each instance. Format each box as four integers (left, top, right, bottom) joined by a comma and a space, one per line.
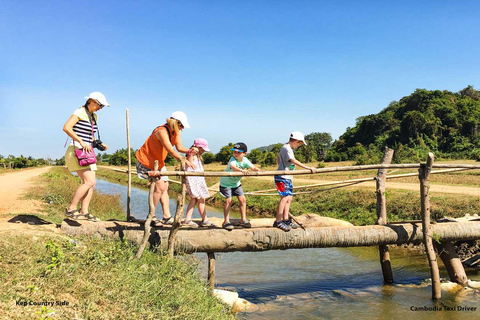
61, 218, 480, 253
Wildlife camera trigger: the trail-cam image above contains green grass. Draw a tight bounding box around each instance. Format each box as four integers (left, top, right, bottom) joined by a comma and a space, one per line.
0, 234, 234, 320
3, 166, 235, 319
25, 167, 126, 225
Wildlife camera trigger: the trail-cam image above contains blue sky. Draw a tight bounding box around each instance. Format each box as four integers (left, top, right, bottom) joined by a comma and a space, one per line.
1, 0, 479, 159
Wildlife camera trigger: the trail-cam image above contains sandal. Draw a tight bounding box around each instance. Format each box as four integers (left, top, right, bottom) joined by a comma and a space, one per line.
273, 221, 291, 232
84, 213, 100, 222
65, 209, 86, 220
161, 217, 174, 225
182, 220, 199, 228
222, 222, 234, 231
199, 219, 216, 228
239, 219, 252, 228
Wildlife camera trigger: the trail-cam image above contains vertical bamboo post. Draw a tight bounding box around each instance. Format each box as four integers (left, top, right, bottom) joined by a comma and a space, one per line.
207, 252, 216, 293
376, 147, 394, 284
434, 241, 468, 286
419, 152, 441, 299
168, 158, 187, 258
135, 160, 159, 259
126, 109, 132, 221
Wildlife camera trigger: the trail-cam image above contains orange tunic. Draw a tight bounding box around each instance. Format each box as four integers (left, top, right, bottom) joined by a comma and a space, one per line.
135, 124, 178, 169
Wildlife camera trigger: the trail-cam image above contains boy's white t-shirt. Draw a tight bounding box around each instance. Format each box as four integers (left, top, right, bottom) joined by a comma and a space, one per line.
276, 143, 295, 180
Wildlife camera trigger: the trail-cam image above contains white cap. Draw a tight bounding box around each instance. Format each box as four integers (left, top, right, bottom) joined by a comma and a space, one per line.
290, 131, 307, 145
84, 92, 110, 107
170, 111, 190, 128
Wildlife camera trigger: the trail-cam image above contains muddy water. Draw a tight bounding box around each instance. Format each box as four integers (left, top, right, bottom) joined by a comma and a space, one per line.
96, 179, 480, 320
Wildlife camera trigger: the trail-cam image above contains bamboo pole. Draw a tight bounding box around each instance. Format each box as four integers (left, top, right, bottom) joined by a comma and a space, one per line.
434, 241, 468, 286
147, 163, 480, 178
376, 147, 394, 284
167, 158, 187, 258
207, 252, 216, 293
419, 153, 441, 299
126, 109, 132, 221
135, 160, 159, 259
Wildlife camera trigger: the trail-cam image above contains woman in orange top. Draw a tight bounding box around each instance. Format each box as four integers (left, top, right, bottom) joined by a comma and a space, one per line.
135, 111, 194, 225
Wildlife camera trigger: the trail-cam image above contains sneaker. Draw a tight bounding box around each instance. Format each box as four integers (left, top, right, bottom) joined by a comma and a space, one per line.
239, 219, 252, 228
182, 220, 198, 228
199, 219, 216, 228
273, 221, 291, 232
222, 222, 234, 231
284, 219, 298, 229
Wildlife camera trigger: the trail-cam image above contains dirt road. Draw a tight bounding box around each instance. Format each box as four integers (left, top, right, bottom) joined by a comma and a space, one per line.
0, 166, 52, 216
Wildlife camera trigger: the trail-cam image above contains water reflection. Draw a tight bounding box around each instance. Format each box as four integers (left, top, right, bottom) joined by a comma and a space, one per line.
95, 179, 480, 320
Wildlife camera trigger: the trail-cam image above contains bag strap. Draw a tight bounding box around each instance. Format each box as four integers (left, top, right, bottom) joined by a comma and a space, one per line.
83, 105, 101, 144
151, 124, 173, 142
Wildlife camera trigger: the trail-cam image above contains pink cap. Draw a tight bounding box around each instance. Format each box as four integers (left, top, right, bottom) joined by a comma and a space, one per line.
194, 138, 210, 152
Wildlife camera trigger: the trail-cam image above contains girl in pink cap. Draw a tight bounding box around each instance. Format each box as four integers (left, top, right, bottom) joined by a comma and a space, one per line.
183, 138, 216, 228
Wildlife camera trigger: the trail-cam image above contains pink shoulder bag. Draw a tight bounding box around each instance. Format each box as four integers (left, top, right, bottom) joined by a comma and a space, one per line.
74, 112, 97, 166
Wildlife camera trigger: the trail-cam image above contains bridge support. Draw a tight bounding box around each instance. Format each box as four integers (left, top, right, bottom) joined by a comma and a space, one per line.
207, 252, 216, 293
419, 153, 441, 300
435, 241, 468, 286
376, 147, 394, 284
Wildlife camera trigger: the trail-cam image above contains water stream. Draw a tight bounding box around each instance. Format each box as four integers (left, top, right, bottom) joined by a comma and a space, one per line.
95, 179, 480, 319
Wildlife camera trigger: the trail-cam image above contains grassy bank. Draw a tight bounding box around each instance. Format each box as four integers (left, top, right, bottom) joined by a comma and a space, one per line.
1, 167, 234, 319
97, 162, 480, 226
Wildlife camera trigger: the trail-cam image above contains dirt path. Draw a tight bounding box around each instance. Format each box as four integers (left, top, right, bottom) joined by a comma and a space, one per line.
0, 166, 53, 216
0, 167, 65, 237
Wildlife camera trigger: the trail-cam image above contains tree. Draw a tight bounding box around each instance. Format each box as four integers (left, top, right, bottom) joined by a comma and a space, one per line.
248, 149, 264, 164
305, 132, 332, 161
203, 152, 216, 164
216, 143, 234, 164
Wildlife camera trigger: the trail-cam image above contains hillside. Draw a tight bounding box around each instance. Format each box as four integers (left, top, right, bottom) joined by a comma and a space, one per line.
327, 86, 480, 163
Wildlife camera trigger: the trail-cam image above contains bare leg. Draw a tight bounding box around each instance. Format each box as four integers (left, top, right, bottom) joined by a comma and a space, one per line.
276, 195, 292, 222
185, 197, 198, 222
282, 195, 293, 221
238, 196, 247, 222
68, 169, 96, 213
197, 198, 207, 221
223, 198, 232, 224
154, 180, 171, 219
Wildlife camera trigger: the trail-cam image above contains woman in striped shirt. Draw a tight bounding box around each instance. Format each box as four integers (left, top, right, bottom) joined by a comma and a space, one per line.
63, 92, 110, 221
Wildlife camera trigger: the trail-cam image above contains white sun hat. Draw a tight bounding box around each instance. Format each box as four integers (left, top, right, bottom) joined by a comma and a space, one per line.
290, 131, 307, 145
170, 111, 190, 128
84, 92, 110, 107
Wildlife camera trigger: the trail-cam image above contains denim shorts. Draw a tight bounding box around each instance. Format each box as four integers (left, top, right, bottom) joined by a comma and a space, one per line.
136, 161, 168, 182
274, 177, 293, 197
219, 185, 244, 198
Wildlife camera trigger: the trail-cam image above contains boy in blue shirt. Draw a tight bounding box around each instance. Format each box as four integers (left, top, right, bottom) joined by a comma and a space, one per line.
220, 142, 261, 230
274, 132, 317, 231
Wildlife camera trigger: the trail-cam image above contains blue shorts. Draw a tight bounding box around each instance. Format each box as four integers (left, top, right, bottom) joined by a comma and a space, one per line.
219, 185, 244, 198
275, 177, 293, 197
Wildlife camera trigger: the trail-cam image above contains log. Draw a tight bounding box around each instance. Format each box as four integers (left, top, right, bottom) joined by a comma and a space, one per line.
434, 241, 468, 286
419, 153, 441, 300
376, 147, 394, 284
61, 219, 480, 254
126, 109, 132, 221
135, 160, 159, 259
207, 252, 215, 293
167, 158, 187, 258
